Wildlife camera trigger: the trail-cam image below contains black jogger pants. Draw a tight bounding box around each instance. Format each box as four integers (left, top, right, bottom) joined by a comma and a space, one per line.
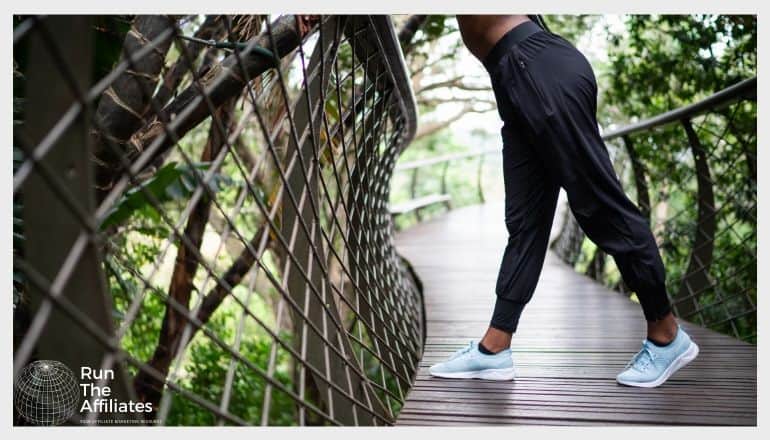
484, 21, 672, 333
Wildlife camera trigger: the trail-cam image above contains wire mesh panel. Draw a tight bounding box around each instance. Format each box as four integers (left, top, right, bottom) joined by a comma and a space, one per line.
13, 14, 422, 426
551, 78, 757, 343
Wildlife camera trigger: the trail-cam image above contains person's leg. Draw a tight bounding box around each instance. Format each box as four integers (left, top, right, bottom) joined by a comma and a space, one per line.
506, 31, 674, 330
426, 114, 557, 381
480, 119, 559, 352
427, 35, 559, 378
505, 30, 698, 387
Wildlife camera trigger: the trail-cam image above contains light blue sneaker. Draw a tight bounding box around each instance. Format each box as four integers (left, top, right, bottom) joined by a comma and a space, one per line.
616, 325, 699, 388
429, 341, 515, 381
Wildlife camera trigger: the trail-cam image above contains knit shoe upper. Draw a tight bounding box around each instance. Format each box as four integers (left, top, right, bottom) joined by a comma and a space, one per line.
616, 325, 699, 387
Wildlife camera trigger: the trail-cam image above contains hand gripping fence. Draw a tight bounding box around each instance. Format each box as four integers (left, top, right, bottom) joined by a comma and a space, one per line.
13, 15, 423, 425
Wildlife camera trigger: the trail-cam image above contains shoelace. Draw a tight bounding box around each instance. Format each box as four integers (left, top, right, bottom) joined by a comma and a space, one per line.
625, 340, 657, 372
447, 341, 475, 361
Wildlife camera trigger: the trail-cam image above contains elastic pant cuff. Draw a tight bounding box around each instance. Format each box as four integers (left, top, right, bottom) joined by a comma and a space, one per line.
641, 297, 673, 322
490, 296, 527, 334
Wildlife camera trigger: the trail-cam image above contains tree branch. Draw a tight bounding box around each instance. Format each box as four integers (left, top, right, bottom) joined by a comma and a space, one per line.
416, 75, 491, 94
153, 15, 225, 107
413, 104, 495, 140
418, 96, 496, 107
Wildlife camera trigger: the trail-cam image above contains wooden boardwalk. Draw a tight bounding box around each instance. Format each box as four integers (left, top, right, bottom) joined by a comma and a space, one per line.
394, 202, 756, 426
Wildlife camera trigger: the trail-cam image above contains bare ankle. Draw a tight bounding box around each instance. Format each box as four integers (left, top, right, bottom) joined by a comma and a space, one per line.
647, 313, 678, 344
481, 326, 512, 352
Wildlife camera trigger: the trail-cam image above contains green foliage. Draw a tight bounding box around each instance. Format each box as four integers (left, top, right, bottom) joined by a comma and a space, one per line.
348, 319, 407, 417
544, 15, 600, 43
107, 216, 298, 424
100, 161, 234, 231
422, 15, 449, 40
603, 15, 756, 122
107, 255, 166, 367
109, 245, 297, 426
164, 312, 296, 426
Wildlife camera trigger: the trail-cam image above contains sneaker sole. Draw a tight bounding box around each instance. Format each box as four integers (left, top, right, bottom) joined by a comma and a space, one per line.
429, 367, 516, 381
616, 341, 699, 388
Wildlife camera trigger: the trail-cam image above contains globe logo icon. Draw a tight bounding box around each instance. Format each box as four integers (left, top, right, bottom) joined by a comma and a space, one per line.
14, 360, 80, 425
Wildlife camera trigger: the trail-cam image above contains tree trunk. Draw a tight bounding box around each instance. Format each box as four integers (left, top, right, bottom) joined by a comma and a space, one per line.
132, 97, 237, 414
99, 15, 312, 202
92, 15, 176, 203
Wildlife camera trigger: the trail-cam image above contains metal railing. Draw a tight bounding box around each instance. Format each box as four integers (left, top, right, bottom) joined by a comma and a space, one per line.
389, 147, 498, 227
13, 15, 422, 426
551, 77, 757, 343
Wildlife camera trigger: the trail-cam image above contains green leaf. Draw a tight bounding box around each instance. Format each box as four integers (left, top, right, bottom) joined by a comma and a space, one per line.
100, 161, 232, 231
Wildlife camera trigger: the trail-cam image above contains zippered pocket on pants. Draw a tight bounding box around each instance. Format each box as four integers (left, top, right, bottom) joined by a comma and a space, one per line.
509, 45, 555, 133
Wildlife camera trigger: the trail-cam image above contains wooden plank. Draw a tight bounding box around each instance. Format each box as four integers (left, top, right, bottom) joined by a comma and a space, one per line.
394, 203, 757, 426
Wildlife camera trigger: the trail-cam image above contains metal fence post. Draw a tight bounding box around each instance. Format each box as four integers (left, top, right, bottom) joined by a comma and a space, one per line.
280, 16, 384, 425
15, 15, 136, 421
622, 135, 651, 220
676, 118, 716, 321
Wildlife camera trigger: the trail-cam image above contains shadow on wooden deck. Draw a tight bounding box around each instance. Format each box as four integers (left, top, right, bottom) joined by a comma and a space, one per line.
394, 202, 756, 426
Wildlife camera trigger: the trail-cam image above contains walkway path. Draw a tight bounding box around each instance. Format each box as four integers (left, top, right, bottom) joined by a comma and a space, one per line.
394, 203, 756, 426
